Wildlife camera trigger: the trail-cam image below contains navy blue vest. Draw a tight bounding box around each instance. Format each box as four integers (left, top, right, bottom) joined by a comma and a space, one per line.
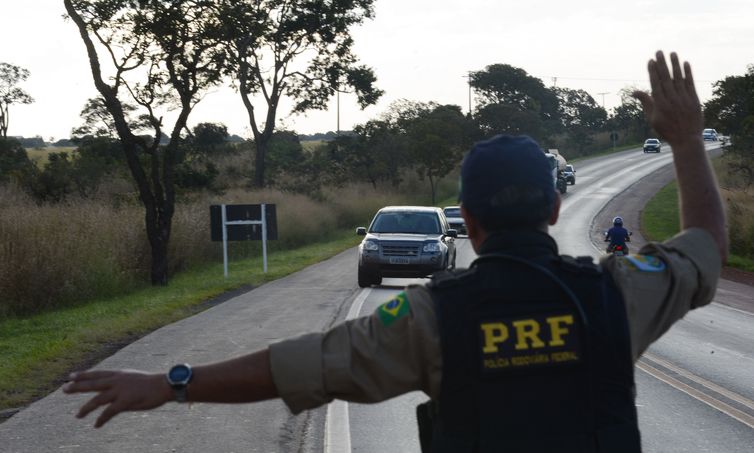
426, 231, 641, 453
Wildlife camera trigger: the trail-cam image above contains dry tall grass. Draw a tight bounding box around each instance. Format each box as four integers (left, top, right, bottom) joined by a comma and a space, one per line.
715, 154, 754, 259
0, 172, 451, 316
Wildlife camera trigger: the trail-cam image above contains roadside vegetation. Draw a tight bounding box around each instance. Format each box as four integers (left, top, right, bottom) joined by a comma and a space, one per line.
642, 156, 754, 272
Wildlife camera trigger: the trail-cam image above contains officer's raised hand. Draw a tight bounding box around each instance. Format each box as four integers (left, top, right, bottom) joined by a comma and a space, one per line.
633, 51, 704, 146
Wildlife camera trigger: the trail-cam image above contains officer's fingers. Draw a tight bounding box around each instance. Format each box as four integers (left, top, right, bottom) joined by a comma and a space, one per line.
654, 51, 675, 99
670, 52, 687, 96
683, 61, 701, 104
77, 391, 115, 419
647, 60, 665, 104
69, 370, 116, 383
94, 401, 125, 429
632, 91, 654, 117
64, 376, 114, 394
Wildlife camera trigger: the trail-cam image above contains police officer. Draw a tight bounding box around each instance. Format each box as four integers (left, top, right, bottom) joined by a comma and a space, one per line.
64, 51, 727, 452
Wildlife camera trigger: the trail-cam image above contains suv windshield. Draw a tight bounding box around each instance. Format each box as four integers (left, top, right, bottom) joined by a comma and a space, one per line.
370, 212, 441, 234
645, 139, 659, 144
443, 208, 460, 217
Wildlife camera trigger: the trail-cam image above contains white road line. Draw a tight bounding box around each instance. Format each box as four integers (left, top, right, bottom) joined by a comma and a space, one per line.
324, 288, 371, 453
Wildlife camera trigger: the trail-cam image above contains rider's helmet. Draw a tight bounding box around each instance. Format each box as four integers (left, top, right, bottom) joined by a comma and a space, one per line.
613, 216, 624, 227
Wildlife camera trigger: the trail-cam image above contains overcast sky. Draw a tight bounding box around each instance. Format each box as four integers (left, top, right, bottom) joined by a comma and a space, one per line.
2, 0, 753, 141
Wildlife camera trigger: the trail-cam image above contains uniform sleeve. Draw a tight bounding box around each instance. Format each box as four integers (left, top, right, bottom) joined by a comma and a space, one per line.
601, 227, 721, 361
267, 285, 442, 414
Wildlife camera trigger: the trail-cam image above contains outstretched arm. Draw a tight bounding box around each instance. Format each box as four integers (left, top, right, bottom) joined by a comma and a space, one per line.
64, 348, 277, 428
633, 51, 728, 263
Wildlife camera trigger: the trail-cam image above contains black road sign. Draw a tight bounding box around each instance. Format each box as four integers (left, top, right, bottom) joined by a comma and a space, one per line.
210, 204, 278, 241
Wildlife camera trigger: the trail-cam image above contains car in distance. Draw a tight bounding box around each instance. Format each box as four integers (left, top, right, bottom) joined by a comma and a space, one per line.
356, 206, 457, 287
442, 206, 466, 235
563, 164, 576, 185
643, 138, 661, 153
703, 128, 718, 141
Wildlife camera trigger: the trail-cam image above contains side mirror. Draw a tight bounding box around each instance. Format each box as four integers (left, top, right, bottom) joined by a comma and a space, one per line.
446, 229, 458, 238
356, 227, 367, 236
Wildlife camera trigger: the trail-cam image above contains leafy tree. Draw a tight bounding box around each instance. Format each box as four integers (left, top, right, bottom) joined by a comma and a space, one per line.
608, 87, 649, 143
71, 97, 148, 139
344, 118, 408, 188
31, 152, 76, 203
705, 65, 754, 187
0, 63, 34, 138
404, 104, 473, 203
220, 0, 383, 187
704, 65, 754, 139
0, 137, 36, 186
469, 64, 559, 142
555, 87, 607, 154
65, 0, 227, 285
191, 122, 229, 153
266, 130, 305, 180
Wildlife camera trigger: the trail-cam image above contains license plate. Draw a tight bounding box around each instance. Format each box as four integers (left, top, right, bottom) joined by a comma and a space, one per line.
389, 257, 410, 265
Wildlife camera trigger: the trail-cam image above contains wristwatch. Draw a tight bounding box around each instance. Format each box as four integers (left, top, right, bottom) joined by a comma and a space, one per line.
166, 363, 193, 403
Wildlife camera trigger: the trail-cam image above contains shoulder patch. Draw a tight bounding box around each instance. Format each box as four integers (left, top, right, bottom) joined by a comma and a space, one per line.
624, 254, 667, 272
376, 291, 411, 326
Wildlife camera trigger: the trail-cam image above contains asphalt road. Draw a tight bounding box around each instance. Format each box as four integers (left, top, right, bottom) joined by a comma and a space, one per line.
1, 143, 752, 452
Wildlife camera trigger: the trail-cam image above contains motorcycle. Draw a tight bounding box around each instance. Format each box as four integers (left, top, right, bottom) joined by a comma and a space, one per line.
604, 231, 632, 256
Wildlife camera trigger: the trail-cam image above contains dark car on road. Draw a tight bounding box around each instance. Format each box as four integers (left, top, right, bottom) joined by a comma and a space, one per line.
643, 138, 661, 153
356, 206, 457, 287
442, 206, 467, 235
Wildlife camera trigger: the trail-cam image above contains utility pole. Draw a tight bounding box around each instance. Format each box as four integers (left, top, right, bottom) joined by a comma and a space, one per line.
597, 92, 609, 109
336, 89, 340, 135
462, 73, 473, 116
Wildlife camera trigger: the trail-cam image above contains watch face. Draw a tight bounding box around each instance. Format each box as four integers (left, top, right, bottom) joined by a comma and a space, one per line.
168, 364, 191, 384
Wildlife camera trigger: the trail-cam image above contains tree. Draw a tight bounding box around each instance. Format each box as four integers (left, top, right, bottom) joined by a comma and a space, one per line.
191, 122, 229, 153
405, 104, 472, 203
221, 0, 383, 187
71, 97, 148, 139
0, 63, 34, 138
469, 64, 560, 142
704, 65, 754, 187
608, 87, 649, 143
344, 119, 408, 189
65, 0, 227, 285
0, 137, 36, 186
555, 88, 607, 154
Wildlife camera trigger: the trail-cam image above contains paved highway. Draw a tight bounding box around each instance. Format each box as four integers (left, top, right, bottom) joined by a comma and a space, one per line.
1, 144, 752, 452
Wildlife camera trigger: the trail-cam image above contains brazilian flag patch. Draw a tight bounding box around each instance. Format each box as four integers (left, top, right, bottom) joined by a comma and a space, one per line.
624, 254, 667, 272
377, 292, 410, 326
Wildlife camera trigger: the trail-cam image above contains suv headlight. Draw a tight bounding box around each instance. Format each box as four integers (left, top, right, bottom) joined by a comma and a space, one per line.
363, 240, 379, 251
423, 242, 442, 253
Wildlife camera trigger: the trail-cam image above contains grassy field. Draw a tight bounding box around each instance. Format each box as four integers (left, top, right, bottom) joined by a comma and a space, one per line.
0, 232, 361, 413
641, 179, 754, 272
24, 146, 77, 165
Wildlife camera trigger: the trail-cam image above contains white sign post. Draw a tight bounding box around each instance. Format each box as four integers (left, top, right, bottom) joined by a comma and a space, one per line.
220, 203, 268, 277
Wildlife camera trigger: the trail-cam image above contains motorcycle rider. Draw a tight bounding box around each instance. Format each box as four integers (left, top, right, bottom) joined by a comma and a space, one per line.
605, 216, 631, 254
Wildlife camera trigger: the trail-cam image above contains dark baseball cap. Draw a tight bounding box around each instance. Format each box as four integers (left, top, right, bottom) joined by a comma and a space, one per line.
459, 135, 556, 228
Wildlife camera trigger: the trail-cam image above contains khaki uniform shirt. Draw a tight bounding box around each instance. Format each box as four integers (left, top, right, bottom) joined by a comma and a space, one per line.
269, 228, 721, 414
